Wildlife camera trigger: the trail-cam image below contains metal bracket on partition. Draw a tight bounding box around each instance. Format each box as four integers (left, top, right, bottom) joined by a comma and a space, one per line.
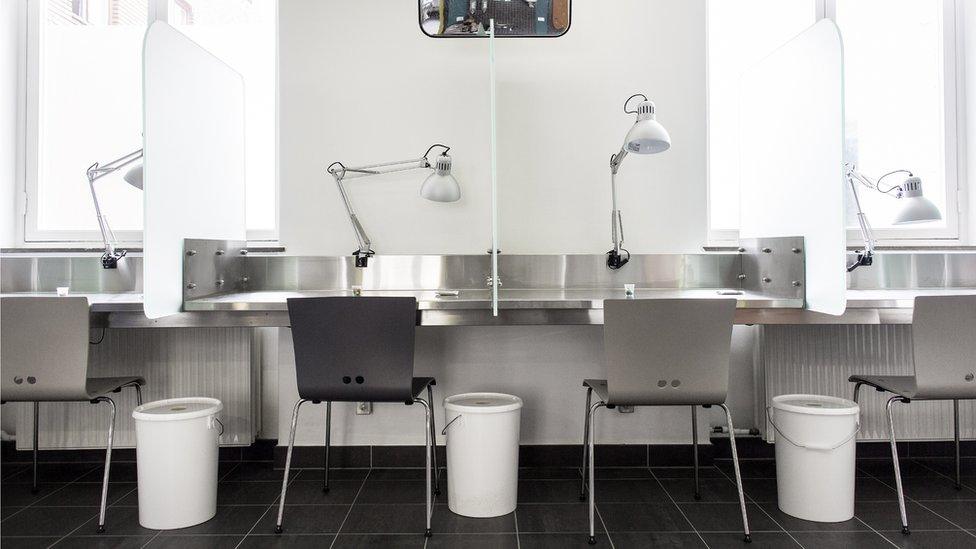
738, 237, 805, 299
183, 238, 248, 302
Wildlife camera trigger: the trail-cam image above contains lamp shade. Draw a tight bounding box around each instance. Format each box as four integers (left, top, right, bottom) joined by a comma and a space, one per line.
123, 164, 144, 190
420, 154, 461, 202
892, 176, 941, 224
624, 100, 670, 154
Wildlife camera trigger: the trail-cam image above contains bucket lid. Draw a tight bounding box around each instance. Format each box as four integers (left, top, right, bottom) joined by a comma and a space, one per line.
444, 392, 523, 414
772, 394, 858, 416
133, 397, 223, 422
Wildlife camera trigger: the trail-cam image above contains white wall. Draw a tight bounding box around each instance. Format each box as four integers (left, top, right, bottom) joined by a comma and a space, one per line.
279, 0, 707, 256
0, 0, 20, 249
277, 326, 757, 447
276, 0, 726, 447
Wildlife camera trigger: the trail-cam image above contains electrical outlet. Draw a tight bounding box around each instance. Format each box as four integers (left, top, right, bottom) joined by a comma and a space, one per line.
617, 405, 635, 414
356, 402, 373, 415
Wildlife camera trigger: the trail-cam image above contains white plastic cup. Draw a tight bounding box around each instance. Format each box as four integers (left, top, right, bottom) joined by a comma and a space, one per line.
624, 284, 636, 297
56, 287, 69, 296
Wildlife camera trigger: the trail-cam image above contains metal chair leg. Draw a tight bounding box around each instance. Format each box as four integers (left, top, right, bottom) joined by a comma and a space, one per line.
719, 403, 751, 543
323, 401, 331, 493
579, 386, 593, 501
885, 396, 910, 535
275, 399, 308, 534
32, 401, 39, 494
428, 384, 441, 495
587, 400, 605, 546
953, 399, 961, 490
93, 396, 117, 533
415, 397, 434, 538
692, 406, 701, 500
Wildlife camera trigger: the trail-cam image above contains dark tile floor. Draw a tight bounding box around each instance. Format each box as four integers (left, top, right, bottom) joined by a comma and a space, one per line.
1, 456, 974, 548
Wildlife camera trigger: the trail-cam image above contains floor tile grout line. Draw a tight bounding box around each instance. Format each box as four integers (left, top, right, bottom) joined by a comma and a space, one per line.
860, 461, 974, 534
712, 458, 806, 548
3, 463, 102, 524
913, 457, 976, 494
513, 508, 521, 549
232, 465, 305, 549
647, 466, 708, 549
328, 467, 372, 549
854, 516, 905, 549
594, 504, 614, 549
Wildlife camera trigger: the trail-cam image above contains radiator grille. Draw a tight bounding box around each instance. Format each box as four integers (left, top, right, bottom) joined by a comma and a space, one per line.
759, 325, 975, 441
15, 328, 253, 449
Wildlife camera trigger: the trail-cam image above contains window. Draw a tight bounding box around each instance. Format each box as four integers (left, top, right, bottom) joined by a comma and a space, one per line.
834, 0, 957, 238
23, 0, 277, 244
707, 0, 960, 243
706, 0, 816, 237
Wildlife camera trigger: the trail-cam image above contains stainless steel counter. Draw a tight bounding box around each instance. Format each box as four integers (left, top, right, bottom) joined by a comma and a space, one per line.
4, 239, 975, 327
5, 288, 975, 327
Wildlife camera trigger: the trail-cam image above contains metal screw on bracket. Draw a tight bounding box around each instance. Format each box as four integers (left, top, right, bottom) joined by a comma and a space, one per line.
737, 274, 747, 281
762, 276, 772, 283
792, 247, 802, 254
240, 249, 249, 255
762, 247, 772, 253
215, 279, 224, 287
737, 247, 746, 253
216, 249, 225, 256
27, 376, 36, 384
13, 376, 23, 385
966, 373, 974, 382
792, 281, 802, 287
186, 250, 197, 256
186, 282, 197, 290
241, 276, 249, 284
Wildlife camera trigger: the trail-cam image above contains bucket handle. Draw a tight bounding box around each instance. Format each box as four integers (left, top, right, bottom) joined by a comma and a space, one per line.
209, 416, 225, 437
765, 406, 859, 451
441, 414, 461, 435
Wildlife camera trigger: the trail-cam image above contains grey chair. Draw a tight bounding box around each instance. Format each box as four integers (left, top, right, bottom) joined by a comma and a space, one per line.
580, 299, 751, 544
849, 294, 976, 535
276, 296, 439, 538
0, 296, 144, 533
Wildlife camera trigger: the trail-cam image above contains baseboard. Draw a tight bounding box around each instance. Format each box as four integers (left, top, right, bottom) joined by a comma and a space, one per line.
271, 443, 717, 469
3, 437, 972, 467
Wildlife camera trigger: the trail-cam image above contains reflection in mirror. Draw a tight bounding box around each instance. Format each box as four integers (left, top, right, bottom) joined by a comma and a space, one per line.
420, 0, 570, 37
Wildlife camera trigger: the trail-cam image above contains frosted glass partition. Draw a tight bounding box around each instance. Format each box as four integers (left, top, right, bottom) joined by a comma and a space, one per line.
489, 19, 498, 316
142, 22, 246, 318
739, 20, 846, 315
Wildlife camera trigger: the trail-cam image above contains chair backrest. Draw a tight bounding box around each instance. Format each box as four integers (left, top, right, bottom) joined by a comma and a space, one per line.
604, 298, 737, 406
287, 296, 417, 403
1, 296, 92, 401
911, 294, 976, 400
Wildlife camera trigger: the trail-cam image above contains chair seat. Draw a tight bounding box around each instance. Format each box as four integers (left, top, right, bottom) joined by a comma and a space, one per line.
849, 375, 918, 399
86, 376, 145, 399
583, 379, 610, 404
412, 377, 436, 397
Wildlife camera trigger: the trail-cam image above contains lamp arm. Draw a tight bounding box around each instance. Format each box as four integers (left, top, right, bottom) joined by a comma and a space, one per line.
332, 171, 373, 260
846, 169, 875, 272
607, 148, 630, 269
85, 148, 142, 269
86, 167, 117, 263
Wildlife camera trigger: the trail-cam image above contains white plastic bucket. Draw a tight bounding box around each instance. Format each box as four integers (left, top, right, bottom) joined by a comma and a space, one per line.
768, 394, 859, 522
443, 393, 522, 518
133, 397, 223, 529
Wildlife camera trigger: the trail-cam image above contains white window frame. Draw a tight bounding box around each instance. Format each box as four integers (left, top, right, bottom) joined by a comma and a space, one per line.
18, 0, 279, 246
706, 0, 964, 246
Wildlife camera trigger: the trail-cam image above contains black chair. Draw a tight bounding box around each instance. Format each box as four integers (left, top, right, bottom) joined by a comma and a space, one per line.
274, 297, 440, 538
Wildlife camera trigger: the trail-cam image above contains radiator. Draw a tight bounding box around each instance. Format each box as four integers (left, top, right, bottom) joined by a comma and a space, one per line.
14, 328, 254, 450
759, 325, 975, 441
